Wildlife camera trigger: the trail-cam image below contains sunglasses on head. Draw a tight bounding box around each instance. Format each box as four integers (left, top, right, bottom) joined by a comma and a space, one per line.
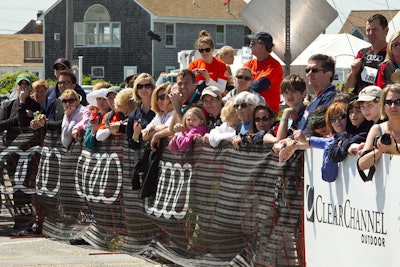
137, 83, 152, 89
54, 65, 66, 71
157, 94, 166, 100
255, 116, 269, 122
305, 68, 324, 74
198, 48, 211, 53
329, 114, 347, 123
62, 98, 76, 104
236, 75, 252, 81
384, 98, 400, 107
233, 103, 250, 109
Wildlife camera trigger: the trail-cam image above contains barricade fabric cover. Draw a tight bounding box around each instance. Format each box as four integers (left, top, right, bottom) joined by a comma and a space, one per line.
1, 130, 304, 267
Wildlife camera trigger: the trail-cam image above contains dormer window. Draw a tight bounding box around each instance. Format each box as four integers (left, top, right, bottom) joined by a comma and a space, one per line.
74, 4, 121, 47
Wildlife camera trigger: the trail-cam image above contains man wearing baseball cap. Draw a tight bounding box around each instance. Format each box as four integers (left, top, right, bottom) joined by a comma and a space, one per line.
201, 86, 223, 131
43, 58, 87, 120
0, 73, 42, 133
244, 31, 283, 115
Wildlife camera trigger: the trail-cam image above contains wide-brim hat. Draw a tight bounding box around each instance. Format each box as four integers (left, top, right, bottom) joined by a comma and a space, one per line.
87, 88, 109, 107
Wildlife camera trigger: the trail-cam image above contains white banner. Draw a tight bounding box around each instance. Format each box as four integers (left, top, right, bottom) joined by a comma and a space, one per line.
305, 149, 400, 267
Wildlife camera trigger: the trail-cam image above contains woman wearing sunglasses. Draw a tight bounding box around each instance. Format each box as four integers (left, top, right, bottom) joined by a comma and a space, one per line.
358, 83, 400, 173
247, 104, 276, 144
376, 31, 400, 89
222, 67, 264, 104
231, 91, 261, 149
188, 30, 227, 93
60, 89, 85, 148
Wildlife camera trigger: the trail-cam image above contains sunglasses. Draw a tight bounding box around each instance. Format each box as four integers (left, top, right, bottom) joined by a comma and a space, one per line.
137, 83, 152, 89
305, 68, 324, 74
157, 94, 166, 100
54, 65, 66, 71
255, 116, 269, 122
236, 75, 252, 81
250, 40, 264, 46
392, 42, 400, 48
308, 115, 325, 125
329, 114, 347, 123
233, 103, 250, 109
384, 98, 400, 107
61, 98, 76, 104
58, 81, 71, 86
198, 48, 211, 53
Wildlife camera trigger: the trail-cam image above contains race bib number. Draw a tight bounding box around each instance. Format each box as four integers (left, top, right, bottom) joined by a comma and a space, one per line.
361, 66, 378, 83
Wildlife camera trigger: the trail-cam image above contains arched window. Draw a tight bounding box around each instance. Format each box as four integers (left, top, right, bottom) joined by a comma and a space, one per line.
74, 4, 120, 47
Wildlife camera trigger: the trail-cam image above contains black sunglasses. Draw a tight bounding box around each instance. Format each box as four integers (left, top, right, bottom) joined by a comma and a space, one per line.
58, 81, 72, 86
137, 83, 152, 89
329, 114, 347, 123
236, 75, 252, 81
62, 98, 76, 104
305, 68, 324, 74
233, 103, 250, 109
198, 48, 211, 53
157, 94, 166, 100
54, 65, 66, 71
254, 116, 269, 122
384, 98, 400, 107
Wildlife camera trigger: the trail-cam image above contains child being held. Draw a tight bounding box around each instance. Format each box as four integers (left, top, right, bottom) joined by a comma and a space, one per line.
168, 107, 207, 152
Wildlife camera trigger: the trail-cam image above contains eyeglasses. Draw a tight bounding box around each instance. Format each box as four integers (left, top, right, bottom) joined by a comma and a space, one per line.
392, 42, 400, 48
305, 68, 325, 74
157, 94, 166, 100
236, 75, 252, 81
329, 114, 347, 123
198, 48, 211, 53
255, 116, 269, 122
54, 65, 66, 71
61, 98, 76, 104
250, 40, 264, 46
233, 103, 250, 109
18, 81, 30, 86
58, 81, 72, 86
308, 115, 325, 125
384, 98, 400, 107
137, 83, 152, 89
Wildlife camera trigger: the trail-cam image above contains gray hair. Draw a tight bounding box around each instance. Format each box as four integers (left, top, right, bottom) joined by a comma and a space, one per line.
233, 91, 260, 106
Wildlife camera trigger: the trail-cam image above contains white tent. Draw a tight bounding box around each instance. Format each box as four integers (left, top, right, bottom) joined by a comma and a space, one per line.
290, 33, 371, 84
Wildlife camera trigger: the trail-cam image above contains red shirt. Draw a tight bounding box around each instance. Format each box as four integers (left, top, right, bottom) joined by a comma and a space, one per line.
189, 57, 227, 84
244, 56, 283, 114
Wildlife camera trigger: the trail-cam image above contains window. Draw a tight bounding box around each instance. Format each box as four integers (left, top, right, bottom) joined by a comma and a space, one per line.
124, 66, 137, 80
243, 26, 252, 46
216, 25, 225, 45
91, 66, 104, 78
74, 5, 120, 47
24, 41, 43, 63
165, 24, 175, 47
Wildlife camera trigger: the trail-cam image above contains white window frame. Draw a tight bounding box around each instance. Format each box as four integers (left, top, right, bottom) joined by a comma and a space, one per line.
124, 66, 137, 80
216, 25, 226, 45
165, 23, 176, 47
91, 66, 105, 78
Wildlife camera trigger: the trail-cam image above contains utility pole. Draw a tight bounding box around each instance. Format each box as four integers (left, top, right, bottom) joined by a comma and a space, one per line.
284, 0, 291, 76
66, 0, 73, 62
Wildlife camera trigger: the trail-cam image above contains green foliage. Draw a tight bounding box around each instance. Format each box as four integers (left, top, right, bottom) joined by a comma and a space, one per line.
82, 75, 93, 85
0, 71, 39, 95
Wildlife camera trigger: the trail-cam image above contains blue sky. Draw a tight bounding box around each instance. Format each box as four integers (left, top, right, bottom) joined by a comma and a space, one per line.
0, 0, 399, 34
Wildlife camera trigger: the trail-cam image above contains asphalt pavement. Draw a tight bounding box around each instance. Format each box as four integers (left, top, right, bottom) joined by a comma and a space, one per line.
0, 205, 171, 267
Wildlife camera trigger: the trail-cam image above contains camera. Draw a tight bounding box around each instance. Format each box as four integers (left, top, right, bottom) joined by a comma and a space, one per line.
380, 133, 392, 145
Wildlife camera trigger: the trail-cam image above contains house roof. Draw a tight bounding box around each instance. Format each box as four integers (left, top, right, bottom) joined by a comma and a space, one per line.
0, 34, 43, 66
339, 10, 400, 34
135, 0, 247, 20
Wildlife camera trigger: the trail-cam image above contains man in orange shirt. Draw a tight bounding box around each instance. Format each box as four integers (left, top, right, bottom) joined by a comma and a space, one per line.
244, 32, 283, 115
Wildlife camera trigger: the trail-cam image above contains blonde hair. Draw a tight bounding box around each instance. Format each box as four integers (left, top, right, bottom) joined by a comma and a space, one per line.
380, 83, 400, 120
32, 79, 49, 92
61, 89, 79, 102
114, 88, 137, 114
151, 83, 172, 114
195, 30, 215, 50
182, 107, 206, 129
384, 31, 400, 63
220, 98, 238, 125
216, 45, 235, 59
132, 73, 155, 103
93, 81, 110, 90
